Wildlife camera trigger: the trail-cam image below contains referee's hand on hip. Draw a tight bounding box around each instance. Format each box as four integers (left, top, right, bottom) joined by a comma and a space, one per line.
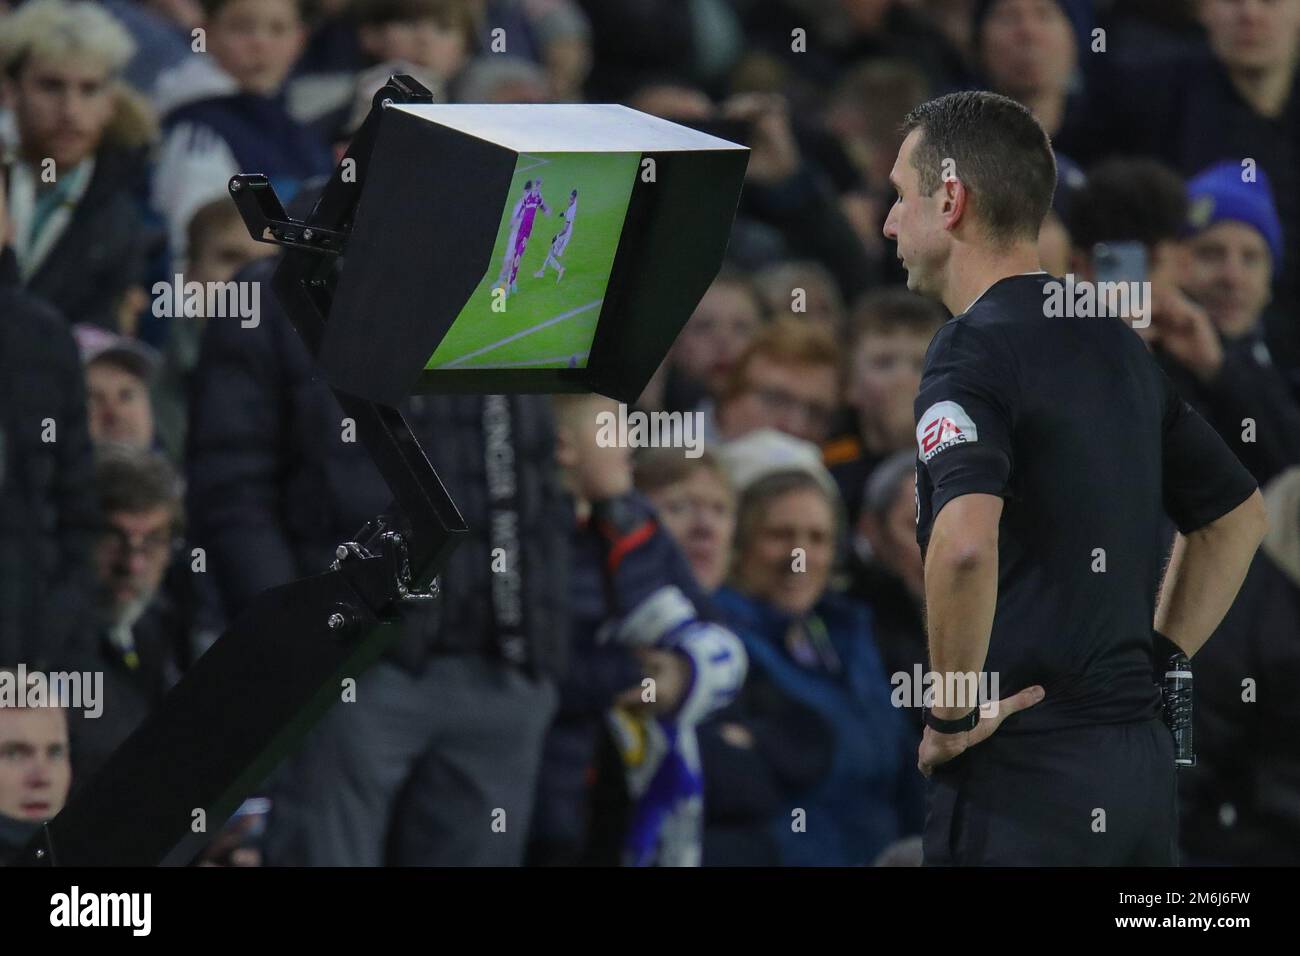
917, 685, 1046, 778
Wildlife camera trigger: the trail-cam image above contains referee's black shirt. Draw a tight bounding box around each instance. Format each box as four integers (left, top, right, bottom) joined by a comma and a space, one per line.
914, 274, 1258, 735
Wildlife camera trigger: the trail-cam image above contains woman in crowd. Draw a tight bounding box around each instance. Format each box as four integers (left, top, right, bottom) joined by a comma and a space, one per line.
712, 467, 922, 866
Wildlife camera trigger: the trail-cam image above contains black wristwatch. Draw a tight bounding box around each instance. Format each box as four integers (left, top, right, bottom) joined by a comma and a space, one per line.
924, 707, 980, 734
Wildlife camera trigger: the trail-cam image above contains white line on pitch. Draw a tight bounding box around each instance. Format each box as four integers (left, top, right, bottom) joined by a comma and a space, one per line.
478, 351, 592, 368
515, 154, 551, 175
440, 300, 602, 368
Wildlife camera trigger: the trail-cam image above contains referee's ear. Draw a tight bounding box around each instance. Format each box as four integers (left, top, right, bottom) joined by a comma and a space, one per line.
940, 175, 972, 233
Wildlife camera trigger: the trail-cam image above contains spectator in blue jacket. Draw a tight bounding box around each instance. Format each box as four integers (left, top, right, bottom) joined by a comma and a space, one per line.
714, 465, 923, 866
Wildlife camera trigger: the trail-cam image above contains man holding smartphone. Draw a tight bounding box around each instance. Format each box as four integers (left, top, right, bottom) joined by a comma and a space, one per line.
1068, 158, 1300, 485
883, 91, 1267, 865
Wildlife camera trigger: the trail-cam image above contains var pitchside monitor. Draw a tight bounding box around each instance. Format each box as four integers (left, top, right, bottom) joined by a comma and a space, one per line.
425, 151, 640, 371
321, 103, 749, 406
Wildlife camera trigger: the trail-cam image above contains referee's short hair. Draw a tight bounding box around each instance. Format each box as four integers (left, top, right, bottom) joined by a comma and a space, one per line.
900, 90, 1057, 247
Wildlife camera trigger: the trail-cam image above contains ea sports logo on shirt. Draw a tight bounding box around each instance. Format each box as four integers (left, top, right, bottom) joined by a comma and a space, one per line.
922, 415, 962, 451
917, 401, 978, 462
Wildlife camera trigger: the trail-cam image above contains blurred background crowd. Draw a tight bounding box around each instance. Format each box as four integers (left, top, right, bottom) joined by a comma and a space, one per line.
1, 0, 1298, 867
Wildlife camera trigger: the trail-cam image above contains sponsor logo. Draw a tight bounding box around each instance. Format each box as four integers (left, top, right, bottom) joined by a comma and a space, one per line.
916, 400, 977, 462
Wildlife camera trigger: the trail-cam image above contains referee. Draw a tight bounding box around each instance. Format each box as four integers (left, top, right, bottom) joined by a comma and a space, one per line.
883, 91, 1269, 866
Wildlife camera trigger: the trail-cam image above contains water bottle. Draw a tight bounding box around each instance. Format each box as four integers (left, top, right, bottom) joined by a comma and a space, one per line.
1161, 652, 1195, 767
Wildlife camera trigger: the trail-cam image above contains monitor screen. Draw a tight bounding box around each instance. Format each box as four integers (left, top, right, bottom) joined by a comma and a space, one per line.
425, 150, 640, 370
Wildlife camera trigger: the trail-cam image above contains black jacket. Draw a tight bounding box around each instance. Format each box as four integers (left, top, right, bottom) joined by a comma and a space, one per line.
0, 249, 98, 669
0, 813, 43, 866
18, 146, 157, 332
1179, 551, 1300, 864
1158, 335, 1300, 486
847, 561, 927, 736
186, 257, 570, 678
66, 595, 188, 789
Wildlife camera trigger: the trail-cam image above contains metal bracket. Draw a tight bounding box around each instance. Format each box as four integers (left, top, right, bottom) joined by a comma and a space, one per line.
331, 540, 372, 569
329, 529, 440, 611
384, 531, 440, 604
228, 174, 348, 255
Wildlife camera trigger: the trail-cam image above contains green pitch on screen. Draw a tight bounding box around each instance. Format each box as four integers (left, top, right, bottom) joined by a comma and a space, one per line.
426, 151, 640, 370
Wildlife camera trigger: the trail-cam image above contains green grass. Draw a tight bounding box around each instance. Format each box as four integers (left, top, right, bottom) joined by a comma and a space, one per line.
427, 150, 640, 369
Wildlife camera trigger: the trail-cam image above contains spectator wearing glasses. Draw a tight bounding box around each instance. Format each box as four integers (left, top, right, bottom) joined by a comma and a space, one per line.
70, 444, 189, 785
712, 317, 842, 447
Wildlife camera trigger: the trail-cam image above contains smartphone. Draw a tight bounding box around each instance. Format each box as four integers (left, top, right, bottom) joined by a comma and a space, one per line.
1092, 241, 1150, 327
1092, 240, 1147, 286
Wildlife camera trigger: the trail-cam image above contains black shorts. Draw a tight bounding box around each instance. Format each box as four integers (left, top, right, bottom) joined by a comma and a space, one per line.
923, 717, 1177, 866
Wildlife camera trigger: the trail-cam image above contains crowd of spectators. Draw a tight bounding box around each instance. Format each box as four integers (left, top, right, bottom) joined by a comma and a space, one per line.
2, 0, 1299, 866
